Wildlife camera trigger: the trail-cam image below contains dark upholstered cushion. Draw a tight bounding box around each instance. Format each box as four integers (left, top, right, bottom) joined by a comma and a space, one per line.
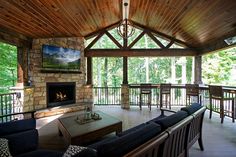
117, 123, 146, 137
4, 129, 38, 156
181, 103, 202, 115
63, 145, 97, 157
0, 118, 36, 136
15, 149, 63, 157
89, 122, 161, 157
153, 111, 188, 130
88, 136, 119, 150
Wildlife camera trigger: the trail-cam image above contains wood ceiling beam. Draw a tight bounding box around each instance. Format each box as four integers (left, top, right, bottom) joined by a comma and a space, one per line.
105, 31, 122, 49
128, 31, 145, 49
84, 21, 121, 40
0, 26, 32, 47
199, 34, 236, 55
85, 49, 197, 57
85, 31, 105, 50
131, 21, 200, 51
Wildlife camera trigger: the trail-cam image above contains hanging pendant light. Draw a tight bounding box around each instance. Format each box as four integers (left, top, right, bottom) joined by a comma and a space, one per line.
117, 2, 135, 39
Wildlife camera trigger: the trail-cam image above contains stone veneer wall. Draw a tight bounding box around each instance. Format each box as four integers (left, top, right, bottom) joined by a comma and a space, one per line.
27, 37, 93, 114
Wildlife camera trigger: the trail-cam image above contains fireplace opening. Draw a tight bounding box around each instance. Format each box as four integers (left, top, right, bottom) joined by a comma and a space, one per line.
47, 82, 76, 108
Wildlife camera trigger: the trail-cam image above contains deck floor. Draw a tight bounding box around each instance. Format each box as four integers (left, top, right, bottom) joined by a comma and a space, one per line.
37, 106, 236, 157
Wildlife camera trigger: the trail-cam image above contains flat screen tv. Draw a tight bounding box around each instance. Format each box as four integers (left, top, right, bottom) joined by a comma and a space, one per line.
42, 45, 81, 71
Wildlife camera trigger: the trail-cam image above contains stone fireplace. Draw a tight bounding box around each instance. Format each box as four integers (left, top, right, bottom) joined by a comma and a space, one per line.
47, 82, 76, 108
14, 37, 94, 118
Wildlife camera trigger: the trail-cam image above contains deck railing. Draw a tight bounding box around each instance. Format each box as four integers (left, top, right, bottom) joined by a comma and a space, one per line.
0, 92, 23, 122
93, 87, 121, 105
93, 85, 236, 108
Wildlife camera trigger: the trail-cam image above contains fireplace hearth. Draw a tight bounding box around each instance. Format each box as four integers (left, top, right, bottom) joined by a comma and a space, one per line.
47, 82, 76, 108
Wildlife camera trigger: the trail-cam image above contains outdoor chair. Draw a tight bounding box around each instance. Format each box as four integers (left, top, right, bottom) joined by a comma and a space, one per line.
160, 83, 171, 109
209, 85, 235, 123
185, 84, 201, 106
139, 84, 152, 110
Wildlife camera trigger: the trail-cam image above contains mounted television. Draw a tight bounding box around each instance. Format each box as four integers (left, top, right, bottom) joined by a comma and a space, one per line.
42, 45, 81, 72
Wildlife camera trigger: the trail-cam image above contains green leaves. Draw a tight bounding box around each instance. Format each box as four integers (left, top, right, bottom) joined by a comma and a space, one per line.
0, 42, 17, 93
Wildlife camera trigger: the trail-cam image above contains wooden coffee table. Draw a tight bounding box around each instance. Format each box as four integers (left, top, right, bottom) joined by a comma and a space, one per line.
58, 111, 122, 145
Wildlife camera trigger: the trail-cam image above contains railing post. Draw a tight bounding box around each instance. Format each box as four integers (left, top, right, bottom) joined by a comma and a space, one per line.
121, 84, 130, 109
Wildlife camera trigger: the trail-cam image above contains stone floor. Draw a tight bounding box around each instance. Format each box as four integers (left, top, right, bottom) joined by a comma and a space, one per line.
36, 106, 236, 157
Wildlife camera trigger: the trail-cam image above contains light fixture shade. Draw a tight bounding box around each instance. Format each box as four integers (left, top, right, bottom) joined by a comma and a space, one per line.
117, 19, 135, 39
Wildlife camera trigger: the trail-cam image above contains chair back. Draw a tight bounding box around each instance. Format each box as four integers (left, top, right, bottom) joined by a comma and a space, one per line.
209, 85, 223, 99
140, 83, 152, 94
160, 83, 171, 94
186, 84, 199, 96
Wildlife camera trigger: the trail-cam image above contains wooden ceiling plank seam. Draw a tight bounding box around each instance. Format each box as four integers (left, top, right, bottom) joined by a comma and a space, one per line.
0, 1, 52, 36
105, 30, 123, 49
82, 0, 102, 31
146, 30, 165, 48
0, 18, 40, 38
169, 0, 220, 44
164, 0, 195, 36
85, 30, 106, 50
185, 1, 236, 43
11, 0, 62, 37
142, 0, 152, 24
163, 0, 194, 32
49, 0, 81, 35
0, 26, 31, 41
40, 0, 80, 36
146, 0, 160, 26
31, 0, 73, 36
157, 0, 179, 30
52, 0, 82, 36
85, 48, 197, 57
67, 0, 92, 33
128, 31, 146, 49
151, 0, 167, 27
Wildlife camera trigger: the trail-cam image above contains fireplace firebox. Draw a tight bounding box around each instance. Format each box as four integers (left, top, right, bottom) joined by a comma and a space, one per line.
46, 82, 76, 108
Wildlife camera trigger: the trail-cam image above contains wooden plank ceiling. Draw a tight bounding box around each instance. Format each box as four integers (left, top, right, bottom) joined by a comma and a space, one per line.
0, 0, 236, 49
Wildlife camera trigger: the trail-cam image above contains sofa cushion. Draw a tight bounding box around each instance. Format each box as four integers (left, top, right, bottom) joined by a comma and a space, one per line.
117, 123, 146, 137
153, 111, 188, 130
0, 118, 36, 136
88, 136, 119, 150
15, 149, 63, 157
89, 122, 161, 157
181, 103, 202, 115
63, 145, 97, 157
0, 138, 12, 157
4, 129, 38, 156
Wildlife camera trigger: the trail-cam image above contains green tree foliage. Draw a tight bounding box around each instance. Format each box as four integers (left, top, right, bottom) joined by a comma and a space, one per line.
202, 48, 236, 85
0, 42, 17, 93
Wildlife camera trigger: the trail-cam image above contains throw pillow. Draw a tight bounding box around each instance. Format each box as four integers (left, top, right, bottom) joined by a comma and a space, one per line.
0, 138, 12, 157
63, 145, 97, 157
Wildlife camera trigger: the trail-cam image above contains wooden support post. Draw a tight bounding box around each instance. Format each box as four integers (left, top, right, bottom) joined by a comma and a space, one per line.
17, 47, 28, 86
17, 47, 24, 86
194, 55, 203, 84
123, 57, 128, 84
87, 57, 93, 85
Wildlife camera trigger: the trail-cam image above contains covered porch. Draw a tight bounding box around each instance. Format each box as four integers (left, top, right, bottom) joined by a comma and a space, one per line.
0, 0, 236, 156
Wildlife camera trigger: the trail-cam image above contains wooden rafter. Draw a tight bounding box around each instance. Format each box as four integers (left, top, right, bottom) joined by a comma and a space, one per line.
128, 31, 145, 49
146, 31, 165, 49
165, 40, 175, 49
84, 21, 120, 40
85, 31, 105, 50
131, 20, 199, 51
105, 31, 122, 49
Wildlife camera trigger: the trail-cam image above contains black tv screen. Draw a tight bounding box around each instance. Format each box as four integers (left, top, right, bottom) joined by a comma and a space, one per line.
42, 45, 81, 71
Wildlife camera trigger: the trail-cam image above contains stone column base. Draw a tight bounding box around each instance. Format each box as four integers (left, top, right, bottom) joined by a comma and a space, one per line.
121, 84, 130, 109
